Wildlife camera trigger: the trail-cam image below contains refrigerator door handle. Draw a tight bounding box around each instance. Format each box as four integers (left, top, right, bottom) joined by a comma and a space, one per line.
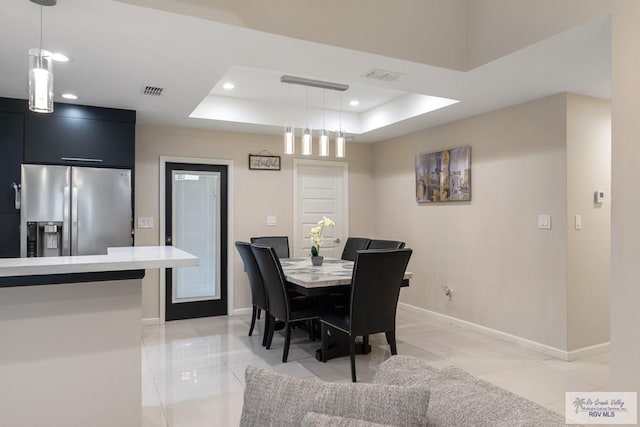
63, 186, 71, 255
72, 186, 78, 256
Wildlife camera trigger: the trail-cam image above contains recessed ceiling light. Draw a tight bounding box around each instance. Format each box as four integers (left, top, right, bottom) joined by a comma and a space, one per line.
222, 82, 235, 90
52, 52, 69, 62
61, 93, 78, 100
349, 100, 360, 106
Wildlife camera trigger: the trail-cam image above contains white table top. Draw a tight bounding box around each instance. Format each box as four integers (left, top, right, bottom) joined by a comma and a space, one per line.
0, 246, 198, 277
281, 257, 412, 290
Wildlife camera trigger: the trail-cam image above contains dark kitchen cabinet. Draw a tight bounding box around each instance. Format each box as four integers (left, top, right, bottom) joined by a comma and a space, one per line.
24, 103, 135, 168
0, 112, 24, 214
0, 213, 20, 258
0, 98, 135, 259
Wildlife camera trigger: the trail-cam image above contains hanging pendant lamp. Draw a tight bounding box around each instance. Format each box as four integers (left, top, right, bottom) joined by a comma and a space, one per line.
28, 0, 56, 113
318, 90, 329, 157
335, 131, 346, 158
280, 75, 349, 157
284, 125, 295, 154
335, 92, 346, 158
302, 87, 313, 155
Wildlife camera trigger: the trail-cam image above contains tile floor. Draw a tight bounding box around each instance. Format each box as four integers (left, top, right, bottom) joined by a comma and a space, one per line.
141, 306, 609, 426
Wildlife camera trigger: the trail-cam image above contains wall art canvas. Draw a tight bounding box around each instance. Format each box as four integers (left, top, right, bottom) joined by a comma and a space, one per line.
415, 146, 471, 203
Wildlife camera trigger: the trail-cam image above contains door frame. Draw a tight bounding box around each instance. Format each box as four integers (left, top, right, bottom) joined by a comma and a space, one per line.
159, 156, 234, 323
293, 159, 349, 257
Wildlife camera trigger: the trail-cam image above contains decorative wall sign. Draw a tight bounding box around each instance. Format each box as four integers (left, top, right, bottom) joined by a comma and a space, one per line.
249, 154, 281, 170
415, 146, 471, 203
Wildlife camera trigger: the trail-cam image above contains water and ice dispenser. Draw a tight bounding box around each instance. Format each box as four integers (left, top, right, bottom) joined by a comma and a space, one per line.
26, 221, 64, 257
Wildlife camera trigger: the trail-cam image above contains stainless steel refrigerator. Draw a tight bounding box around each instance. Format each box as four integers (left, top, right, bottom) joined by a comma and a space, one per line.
20, 164, 132, 257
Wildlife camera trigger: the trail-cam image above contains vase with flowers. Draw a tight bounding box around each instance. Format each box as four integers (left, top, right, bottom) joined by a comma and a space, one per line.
308, 216, 335, 266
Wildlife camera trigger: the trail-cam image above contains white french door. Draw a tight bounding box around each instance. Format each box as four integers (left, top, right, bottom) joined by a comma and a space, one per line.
293, 160, 348, 258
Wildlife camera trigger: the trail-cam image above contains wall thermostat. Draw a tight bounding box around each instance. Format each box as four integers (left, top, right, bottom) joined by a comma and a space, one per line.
594, 191, 605, 204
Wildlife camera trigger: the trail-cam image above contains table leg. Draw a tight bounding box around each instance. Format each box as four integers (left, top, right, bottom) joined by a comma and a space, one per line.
315, 325, 372, 362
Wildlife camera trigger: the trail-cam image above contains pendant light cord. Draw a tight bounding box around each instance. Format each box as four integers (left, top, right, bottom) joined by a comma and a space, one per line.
39, 5, 43, 51
322, 90, 326, 129
339, 92, 342, 131
305, 87, 309, 129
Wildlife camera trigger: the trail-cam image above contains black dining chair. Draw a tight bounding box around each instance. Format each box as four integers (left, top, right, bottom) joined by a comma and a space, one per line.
251, 244, 320, 362
367, 239, 406, 250
340, 237, 372, 261
319, 248, 412, 382
235, 241, 271, 346
250, 236, 290, 259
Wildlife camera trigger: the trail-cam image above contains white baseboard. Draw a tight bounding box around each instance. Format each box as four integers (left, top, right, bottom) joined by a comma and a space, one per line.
398, 303, 608, 362
142, 317, 160, 326
232, 307, 253, 316
566, 342, 610, 361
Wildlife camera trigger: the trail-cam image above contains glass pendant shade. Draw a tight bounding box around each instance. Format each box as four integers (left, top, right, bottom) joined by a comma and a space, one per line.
302, 128, 313, 155
335, 131, 346, 158
319, 129, 329, 157
28, 48, 54, 113
284, 126, 295, 154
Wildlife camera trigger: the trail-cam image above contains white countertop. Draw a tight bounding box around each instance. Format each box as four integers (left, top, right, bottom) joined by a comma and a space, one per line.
0, 246, 198, 277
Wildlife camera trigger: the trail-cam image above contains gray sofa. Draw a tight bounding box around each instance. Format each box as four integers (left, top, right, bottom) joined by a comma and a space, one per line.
240, 355, 572, 426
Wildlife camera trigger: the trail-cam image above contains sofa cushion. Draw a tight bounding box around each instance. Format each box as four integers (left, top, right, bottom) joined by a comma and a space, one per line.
374, 356, 570, 427
240, 366, 323, 427
302, 412, 393, 427
314, 381, 430, 426
240, 365, 430, 427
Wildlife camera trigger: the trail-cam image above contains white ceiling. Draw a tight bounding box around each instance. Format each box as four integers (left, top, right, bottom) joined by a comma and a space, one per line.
0, 0, 610, 143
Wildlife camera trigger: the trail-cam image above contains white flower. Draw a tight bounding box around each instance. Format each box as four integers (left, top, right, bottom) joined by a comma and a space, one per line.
308, 216, 335, 255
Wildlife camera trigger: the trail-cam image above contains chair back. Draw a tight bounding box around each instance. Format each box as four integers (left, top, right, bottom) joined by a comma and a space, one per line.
235, 241, 268, 310
250, 236, 290, 258
341, 237, 372, 261
349, 249, 412, 336
251, 244, 290, 321
367, 239, 405, 250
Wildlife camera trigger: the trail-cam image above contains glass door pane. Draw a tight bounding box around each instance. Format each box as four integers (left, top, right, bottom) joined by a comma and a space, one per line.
172, 170, 220, 303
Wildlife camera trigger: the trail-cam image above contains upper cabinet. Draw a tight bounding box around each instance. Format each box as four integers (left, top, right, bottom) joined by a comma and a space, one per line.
0, 112, 24, 213
24, 102, 136, 168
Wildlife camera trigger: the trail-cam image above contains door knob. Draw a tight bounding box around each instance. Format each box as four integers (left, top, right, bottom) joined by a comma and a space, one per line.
333, 238, 341, 244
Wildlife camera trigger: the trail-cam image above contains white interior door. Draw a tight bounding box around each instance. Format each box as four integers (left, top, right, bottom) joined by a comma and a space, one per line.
294, 160, 348, 258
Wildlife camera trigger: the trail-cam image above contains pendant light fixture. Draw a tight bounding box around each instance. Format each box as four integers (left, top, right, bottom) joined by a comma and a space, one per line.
283, 82, 295, 154
28, 0, 56, 114
283, 125, 295, 154
302, 87, 313, 156
280, 75, 349, 158
318, 90, 329, 157
335, 92, 346, 158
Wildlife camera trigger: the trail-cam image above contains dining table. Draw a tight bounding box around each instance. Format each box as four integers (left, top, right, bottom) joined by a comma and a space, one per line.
280, 256, 412, 361
281, 256, 412, 296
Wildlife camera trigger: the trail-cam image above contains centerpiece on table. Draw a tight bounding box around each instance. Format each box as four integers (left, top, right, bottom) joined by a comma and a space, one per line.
308, 216, 335, 266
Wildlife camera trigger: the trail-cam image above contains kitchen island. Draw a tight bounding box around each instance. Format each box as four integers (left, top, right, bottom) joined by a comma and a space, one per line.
0, 246, 198, 427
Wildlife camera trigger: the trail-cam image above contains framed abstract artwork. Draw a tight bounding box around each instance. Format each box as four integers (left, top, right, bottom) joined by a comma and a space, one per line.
415, 146, 471, 203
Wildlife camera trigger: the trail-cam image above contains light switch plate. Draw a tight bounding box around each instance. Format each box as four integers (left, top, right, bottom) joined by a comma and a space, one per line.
575, 214, 582, 230
538, 214, 552, 230
266, 216, 277, 226
137, 217, 154, 229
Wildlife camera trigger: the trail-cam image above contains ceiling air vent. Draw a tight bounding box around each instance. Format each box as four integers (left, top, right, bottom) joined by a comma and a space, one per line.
142, 86, 164, 96
364, 69, 404, 82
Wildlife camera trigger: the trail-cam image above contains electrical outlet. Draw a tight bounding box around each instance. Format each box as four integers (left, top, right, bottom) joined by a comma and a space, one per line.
137, 217, 153, 229
442, 286, 453, 301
